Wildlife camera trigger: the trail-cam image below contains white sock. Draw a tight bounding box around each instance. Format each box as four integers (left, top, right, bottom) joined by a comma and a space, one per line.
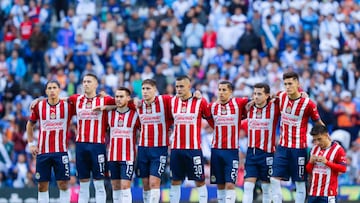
270, 177, 283, 203
217, 189, 225, 203
243, 182, 255, 203
225, 189, 236, 203
295, 182, 306, 203
59, 189, 70, 202
112, 190, 120, 203
261, 183, 271, 203
121, 188, 132, 202
143, 190, 150, 203
38, 191, 49, 203
94, 180, 106, 203
197, 184, 208, 203
169, 185, 181, 203
78, 181, 90, 203
150, 188, 161, 203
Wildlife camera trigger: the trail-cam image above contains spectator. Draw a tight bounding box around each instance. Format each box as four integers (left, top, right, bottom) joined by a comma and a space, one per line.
126, 11, 144, 43
183, 17, 204, 52
72, 34, 91, 72
6, 50, 27, 81
56, 20, 75, 50
152, 64, 167, 94
261, 15, 281, 51
44, 40, 69, 74
29, 24, 47, 76
11, 153, 28, 188
28, 73, 44, 98
236, 23, 262, 55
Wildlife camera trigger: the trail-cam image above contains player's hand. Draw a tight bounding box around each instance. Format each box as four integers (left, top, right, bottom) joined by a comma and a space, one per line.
309, 155, 317, 164
315, 156, 327, 164
30, 98, 41, 110
194, 90, 202, 99
30, 146, 39, 157
98, 91, 108, 98
301, 92, 309, 98
92, 106, 103, 111
133, 97, 141, 108
245, 100, 255, 111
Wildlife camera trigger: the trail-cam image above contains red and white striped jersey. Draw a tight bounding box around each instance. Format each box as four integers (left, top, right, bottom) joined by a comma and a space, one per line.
247, 100, 280, 153
138, 95, 173, 147
69, 94, 114, 144
278, 91, 320, 149
171, 97, 212, 149
211, 97, 248, 149
30, 100, 74, 154
308, 142, 346, 196
107, 109, 140, 162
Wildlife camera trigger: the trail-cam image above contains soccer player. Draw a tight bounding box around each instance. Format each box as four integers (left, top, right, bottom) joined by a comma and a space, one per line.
169, 75, 213, 203
306, 124, 346, 203
26, 81, 74, 203
209, 81, 248, 203
136, 79, 173, 203
68, 73, 114, 203
270, 72, 324, 203
106, 87, 140, 202
243, 83, 280, 203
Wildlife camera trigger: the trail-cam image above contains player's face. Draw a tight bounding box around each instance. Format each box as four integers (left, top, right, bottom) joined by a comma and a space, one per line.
142, 84, 156, 102
45, 82, 60, 100
175, 79, 191, 99
218, 84, 232, 103
253, 87, 269, 106
115, 90, 130, 108
82, 76, 98, 95
283, 78, 299, 96
312, 133, 330, 149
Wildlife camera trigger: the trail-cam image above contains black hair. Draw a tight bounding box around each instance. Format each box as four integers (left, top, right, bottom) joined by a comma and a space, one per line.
219, 80, 234, 91
117, 87, 131, 96
45, 80, 60, 89
283, 71, 299, 81
310, 125, 328, 136
254, 83, 270, 94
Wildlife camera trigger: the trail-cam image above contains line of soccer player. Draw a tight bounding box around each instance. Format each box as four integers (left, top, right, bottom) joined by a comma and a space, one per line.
26, 72, 347, 203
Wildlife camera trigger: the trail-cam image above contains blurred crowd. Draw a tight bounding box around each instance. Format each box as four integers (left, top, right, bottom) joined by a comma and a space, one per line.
0, 0, 360, 189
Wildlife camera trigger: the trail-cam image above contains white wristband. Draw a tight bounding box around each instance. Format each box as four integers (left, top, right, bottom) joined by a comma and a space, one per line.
28, 141, 37, 147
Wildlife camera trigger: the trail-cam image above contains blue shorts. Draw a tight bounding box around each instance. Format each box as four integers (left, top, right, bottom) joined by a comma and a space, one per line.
136, 146, 168, 178
272, 146, 307, 181
210, 149, 239, 184
308, 196, 337, 203
36, 152, 70, 182
108, 161, 134, 180
170, 149, 205, 181
76, 142, 107, 180
244, 148, 274, 182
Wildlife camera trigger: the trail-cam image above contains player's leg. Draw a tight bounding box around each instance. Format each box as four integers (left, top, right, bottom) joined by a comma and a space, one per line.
35, 154, 51, 203
169, 150, 185, 203
119, 161, 134, 202
271, 146, 291, 203
76, 143, 92, 203
223, 149, 239, 203
243, 148, 260, 203
54, 153, 71, 202
136, 146, 151, 203
148, 147, 168, 203
187, 150, 207, 203
290, 148, 307, 203
211, 149, 225, 203
90, 143, 107, 203
259, 151, 274, 203
109, 161, 121, 203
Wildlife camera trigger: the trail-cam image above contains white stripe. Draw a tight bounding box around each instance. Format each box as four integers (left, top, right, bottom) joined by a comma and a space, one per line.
78, 96, 85, 142
175, 98, 182, 149
45, 103, 50, 153
38, 101, 44, 154
63, 102, 68, 151
193, 98, 201, 149
158, 96, 167, 146
153, 100, 159, 146
55, 103, 60, 152
295, 99, 309, 148
130, 112, 138, 161
216, 103, 222, 148
97, 98, 104, 143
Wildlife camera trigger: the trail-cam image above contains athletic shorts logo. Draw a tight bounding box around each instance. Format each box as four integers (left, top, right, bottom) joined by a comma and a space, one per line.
211, 175, 216, 182
298, 157, 305, 165
193, 156, 201, 165
98, 154, 105, 163
62, 155, 69, 164
160, 156, 167, 164
35, 172, 40, 180
266, 157, 273, 166
108, 170, 111, 177
328, 196, 335, 203
232, 160, 239, 169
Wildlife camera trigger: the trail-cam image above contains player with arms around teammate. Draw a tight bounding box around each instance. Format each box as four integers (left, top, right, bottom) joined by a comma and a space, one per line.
271, 72, 325, 203
136, 79, 173, 203
26, 81, 74, 203
306, 125, 346, 203
106, 87, 140, 202
243, 83, 280, 203
68, 73, 114, 203
210, 81, 248, 203
169, 75, 213, 203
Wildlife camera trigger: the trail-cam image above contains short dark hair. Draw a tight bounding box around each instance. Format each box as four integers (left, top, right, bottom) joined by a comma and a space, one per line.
83, 73, 98, 81
117, 87, 131, 96
283, 72, 299, 81
219, 80, 234, 91
254, 83, 270, 94
176, 75, 191, 82
45, 80, 60, 89
310, 125, 328, 136
142, 79, 157, 87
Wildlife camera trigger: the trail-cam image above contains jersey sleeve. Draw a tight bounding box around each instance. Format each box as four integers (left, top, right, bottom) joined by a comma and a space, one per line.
200, 98, 213, 124
325, 145, 347, 173
68, 94, 79, 104
162, 95, 174, 122
29, 102, 40, 123
104, 95, 115, 105
306, 100, 321, 121
237, 97, 249, 118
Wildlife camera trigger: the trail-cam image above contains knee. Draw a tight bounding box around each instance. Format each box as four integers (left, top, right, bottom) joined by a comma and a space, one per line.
38, 182, 49, 192
57, 181, 68, 190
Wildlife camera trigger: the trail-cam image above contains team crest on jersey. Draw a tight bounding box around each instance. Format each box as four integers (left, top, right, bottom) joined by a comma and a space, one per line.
86, 102, 92, 108
256, 111, 262, 118
146, 106, 152, 113
35, 172, 40, 180
181, 106, 187, 113
118, 120, 124, 127
286, 106, 292, 113
221, 106, 227, 115
50, 112, 56, 119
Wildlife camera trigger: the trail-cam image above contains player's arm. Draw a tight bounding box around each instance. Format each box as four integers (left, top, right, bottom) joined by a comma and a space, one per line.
306, 155, 316, 173
200, 98, 214, 127
93, 95, 117, 111
26, 121, 38, 157
323, 147, 347, 174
